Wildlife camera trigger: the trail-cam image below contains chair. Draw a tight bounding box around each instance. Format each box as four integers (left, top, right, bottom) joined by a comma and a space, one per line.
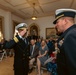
33, 63, 48, 75
0, 49, 7, 62
40, 65, 48, 75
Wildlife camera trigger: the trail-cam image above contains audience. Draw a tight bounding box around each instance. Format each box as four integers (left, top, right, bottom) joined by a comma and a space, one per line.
37, 40, 49, 75
36, 38, 41, 48
29, 39, 39, 73
44, 37, 58, 75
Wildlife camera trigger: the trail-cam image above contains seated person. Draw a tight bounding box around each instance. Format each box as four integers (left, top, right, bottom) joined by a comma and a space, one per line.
37, 40, 49, 75
44, 43, 58, 75
29, 39, 39, 73
46, 62, 57, 75
44, 51, 57, 65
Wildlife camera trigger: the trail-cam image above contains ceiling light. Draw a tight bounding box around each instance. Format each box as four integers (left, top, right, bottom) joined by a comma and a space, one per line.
32, 3, 37, 20
32, 16, 37, 20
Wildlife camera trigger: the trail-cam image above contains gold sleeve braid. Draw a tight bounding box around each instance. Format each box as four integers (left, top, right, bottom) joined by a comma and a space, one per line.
13, 37, 19, 43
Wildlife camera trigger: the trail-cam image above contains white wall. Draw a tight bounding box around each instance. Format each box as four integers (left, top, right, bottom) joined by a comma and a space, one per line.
0, 8, 25, 40
12, 14, 25, 37
0, 9, 13, 40
25, 16, 55, 39
4, 11, 13, 40
12, 14, 25, 23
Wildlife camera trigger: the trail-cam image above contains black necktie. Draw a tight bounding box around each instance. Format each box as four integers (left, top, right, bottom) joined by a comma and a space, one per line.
22, 38, 27, 44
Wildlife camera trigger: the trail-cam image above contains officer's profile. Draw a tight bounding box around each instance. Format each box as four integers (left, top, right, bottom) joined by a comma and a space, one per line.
53, 8, 76, 75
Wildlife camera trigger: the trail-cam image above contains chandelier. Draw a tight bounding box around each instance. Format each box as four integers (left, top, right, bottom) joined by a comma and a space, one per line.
32, 3, 37, 20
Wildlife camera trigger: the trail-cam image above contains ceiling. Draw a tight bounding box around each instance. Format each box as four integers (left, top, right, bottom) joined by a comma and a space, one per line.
0, 0, 76, 20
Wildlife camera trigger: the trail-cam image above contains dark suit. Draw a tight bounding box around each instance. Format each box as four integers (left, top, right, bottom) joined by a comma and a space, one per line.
2, 35, 30, 75
57, 25, 76, 75
30, 44, 39, 59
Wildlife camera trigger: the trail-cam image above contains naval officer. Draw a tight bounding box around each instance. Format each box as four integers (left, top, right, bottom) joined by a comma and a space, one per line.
1, 23, 30, 75
53, 9, 76, 75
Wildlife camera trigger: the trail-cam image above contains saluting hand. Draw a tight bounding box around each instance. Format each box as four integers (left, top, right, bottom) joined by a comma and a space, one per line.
19, 29, 27, 37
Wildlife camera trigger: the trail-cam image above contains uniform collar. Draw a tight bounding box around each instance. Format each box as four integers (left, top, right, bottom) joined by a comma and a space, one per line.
57, 24, 76, 42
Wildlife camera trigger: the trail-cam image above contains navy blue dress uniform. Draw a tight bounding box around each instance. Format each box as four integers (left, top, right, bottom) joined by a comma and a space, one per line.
53, 9, 76, 75
1, 23, 30, 75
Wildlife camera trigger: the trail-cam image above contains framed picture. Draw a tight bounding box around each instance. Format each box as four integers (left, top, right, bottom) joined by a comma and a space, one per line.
46, 27, 56, 38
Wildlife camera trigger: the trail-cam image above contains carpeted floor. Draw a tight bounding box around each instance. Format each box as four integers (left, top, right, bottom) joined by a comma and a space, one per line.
0, 57, 47, 75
